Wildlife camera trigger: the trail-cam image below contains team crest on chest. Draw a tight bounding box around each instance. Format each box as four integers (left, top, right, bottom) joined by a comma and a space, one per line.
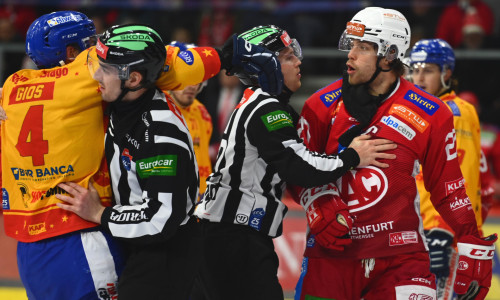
336, 166, 388, 212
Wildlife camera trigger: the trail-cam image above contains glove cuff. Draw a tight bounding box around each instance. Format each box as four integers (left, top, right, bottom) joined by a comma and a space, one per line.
457, 242, 495, 260
299, 183, 340, 211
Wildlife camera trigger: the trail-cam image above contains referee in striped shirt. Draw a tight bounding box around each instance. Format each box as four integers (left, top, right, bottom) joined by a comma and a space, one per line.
194, 25, 397, 300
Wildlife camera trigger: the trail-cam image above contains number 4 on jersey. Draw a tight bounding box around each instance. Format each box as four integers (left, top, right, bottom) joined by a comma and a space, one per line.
15, 105, 48, 166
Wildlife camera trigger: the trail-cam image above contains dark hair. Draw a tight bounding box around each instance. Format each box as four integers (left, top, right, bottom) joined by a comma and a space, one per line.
390, 59, 406, 77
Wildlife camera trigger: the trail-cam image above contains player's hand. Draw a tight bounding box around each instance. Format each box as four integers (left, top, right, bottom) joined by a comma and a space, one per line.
349, 135, 396, 168
303, 186, 353, 250
454, 233, 497, 300
221, 34, 283, 95
425, 228, 454, 279
56, 181, 104, 224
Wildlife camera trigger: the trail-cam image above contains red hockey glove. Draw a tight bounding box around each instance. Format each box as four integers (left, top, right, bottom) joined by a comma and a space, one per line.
454, 233, 497, 300
302, 185, 353, 250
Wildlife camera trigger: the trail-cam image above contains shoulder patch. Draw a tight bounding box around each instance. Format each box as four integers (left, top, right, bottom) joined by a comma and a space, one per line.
446, 100, 461, 116
137, 155, 177, 178
261, 110, 294, 131
320, 87, 341, 108
389, 104, 428, 133
403, 90, 440, 116
178, 51, 194, 65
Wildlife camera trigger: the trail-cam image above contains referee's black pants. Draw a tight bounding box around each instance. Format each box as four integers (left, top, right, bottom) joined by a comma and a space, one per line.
117, 217, 201, 300
196, 220, 284, 300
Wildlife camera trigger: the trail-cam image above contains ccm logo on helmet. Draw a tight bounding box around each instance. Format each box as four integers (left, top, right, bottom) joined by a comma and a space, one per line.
392, 33, 405, 40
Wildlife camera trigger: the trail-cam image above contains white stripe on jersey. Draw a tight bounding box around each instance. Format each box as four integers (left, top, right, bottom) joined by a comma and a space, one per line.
108, 192, 173, 238
282, 139, 344, 171
110, 143, 122, 205
155, 135, 193, 159
81, 231, 119, 294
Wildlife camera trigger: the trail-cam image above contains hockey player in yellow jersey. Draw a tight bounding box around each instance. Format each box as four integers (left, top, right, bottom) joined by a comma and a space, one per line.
1, 11, 284, 300
169, 82, 213, 198
409, 39, 491, 300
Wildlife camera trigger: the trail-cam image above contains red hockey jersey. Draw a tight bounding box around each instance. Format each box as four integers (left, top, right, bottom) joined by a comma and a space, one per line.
296, 78, 479, 259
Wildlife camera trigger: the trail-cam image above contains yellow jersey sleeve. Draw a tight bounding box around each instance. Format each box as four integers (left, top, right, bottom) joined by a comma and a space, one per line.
156, 46, 221, 91
418, 92, 482, 232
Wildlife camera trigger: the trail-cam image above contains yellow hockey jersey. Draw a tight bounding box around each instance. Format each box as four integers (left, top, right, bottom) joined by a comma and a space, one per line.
1, 45, 221, 242
177, 99, 213, 196
417, 91, 482, 232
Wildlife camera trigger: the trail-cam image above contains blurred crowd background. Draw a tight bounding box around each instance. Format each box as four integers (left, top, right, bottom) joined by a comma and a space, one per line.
1, 0, 500, 158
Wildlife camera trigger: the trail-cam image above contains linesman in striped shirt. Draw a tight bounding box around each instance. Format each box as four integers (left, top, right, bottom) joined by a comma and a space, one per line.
54, 23, 284, 299
193, 25, 397, 300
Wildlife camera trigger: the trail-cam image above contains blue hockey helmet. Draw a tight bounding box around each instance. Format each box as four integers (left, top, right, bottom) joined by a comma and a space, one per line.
26, 11, 96, 68
409, 39, 455, 72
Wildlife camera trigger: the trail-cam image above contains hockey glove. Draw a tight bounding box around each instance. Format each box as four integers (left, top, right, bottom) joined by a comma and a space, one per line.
221, 34, 283, 95
454, 233, 497, 300
301, 185, 353, 250
424, 228, 454, 279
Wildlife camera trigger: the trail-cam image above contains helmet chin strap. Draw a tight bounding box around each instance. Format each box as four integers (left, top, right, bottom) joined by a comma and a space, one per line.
364, 56, 393, 85
113, 80, 145, 104
440, 67, 452, 91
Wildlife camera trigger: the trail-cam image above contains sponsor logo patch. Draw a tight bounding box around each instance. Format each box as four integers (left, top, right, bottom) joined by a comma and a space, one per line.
235, 214, 248, 224
389, 231, 418, 246
280, 31, 292, 47
179, 51, 194, 65
11, 73, 29, 84
445, 177, 465, 196
404, 91, 439, 115
446, 100, 461, 116
28, 222, 47, 235
96, 39, 109, 59
261, 110, 294, 131
249, 208, 265, 230
121, 149, 133, 171
2, 188, 9, 210
320, 87, 341, 108
47, 14, 83, 27
9, 82, 55, 105
346, 22, 365, 37
137, 155, 177, 178
389, 105, 428, 133
381, 115, 416, 140
450, 197, 471, 211
40, 68, 69, 79
10, 165, 75, 180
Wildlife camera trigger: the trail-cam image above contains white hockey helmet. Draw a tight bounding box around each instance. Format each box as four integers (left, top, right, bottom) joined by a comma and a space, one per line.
339, 7, 411, 61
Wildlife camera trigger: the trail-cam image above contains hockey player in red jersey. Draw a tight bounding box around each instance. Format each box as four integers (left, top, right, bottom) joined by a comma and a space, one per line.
293, 7, 497, 300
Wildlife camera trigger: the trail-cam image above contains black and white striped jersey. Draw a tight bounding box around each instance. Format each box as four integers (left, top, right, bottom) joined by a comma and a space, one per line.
194, 87, 359, 238
101, 89, 199, 244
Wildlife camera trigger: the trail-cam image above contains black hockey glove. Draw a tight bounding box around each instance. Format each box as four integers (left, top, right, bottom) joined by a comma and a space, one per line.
221, 34, 283, 95
425, 228, 454, 279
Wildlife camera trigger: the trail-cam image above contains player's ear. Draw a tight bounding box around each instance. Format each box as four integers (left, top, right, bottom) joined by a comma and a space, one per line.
443, 68, 452, 82
65, 45, 80, 63
127, 71, 143, 89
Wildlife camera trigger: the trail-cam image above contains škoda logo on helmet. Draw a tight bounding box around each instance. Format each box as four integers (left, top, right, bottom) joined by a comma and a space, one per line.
346, 22, 365, 37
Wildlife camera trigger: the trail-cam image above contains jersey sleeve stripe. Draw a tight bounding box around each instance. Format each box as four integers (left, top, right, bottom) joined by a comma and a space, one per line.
108, 192, 173, 238
154, 136, 192, 159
